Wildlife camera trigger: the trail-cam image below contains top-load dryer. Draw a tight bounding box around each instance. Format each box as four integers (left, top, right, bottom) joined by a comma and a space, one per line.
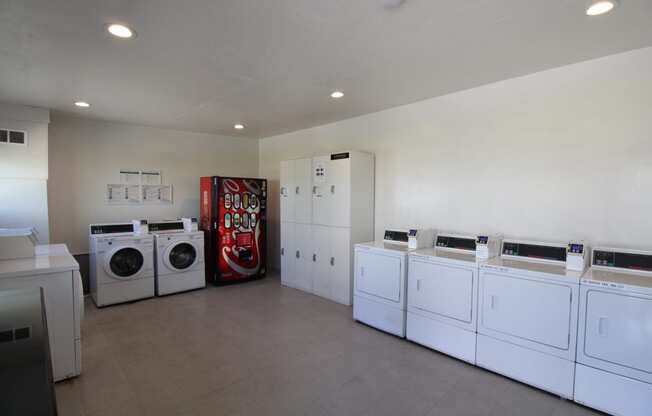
477, 239, 589, 398
407, 233, 500, 364
89, 223, 155, 307
574, 247, 652, 416
354, 229, 435, 337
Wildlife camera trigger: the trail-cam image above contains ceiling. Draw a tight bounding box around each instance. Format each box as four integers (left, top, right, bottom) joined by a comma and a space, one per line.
1, 0, 651, 138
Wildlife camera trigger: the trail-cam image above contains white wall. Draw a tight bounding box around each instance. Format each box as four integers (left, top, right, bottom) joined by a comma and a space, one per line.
260, 47, 652, 269
0, 103, 51, 242
48, 115, 259, 254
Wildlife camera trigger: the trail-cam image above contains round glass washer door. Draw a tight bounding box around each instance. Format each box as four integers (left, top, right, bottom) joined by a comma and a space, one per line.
164, 241, 198, 271
104, 247, 145, 280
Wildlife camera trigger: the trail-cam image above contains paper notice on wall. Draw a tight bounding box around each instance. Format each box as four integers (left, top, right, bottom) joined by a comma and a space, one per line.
106, 184, 127, 204
141, 171, 162, 185
120, 170, 141, 185
142, 184, 173, 204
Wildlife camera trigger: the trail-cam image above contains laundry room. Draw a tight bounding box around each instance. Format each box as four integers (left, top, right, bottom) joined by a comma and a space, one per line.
1, 1, 651, 416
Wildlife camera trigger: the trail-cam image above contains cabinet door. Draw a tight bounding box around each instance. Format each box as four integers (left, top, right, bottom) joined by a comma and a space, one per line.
280, 160, 295, 222
311, 225, 331, 298
294, 223, 313, 292
294, 158, 312, 224
311, 156, 330, 225
329, 227, 352, 305
327, 157, 351, 227
280, 222, 296, 287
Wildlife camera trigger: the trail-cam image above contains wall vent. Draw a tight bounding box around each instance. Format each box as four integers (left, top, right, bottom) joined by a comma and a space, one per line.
0, 128, 27, 145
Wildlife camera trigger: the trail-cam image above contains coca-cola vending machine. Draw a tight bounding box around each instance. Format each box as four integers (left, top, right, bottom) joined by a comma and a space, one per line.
200, 176, 267, 284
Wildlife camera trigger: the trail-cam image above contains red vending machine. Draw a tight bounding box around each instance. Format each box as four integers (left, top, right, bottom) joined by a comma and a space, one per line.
200, 176, 267, 285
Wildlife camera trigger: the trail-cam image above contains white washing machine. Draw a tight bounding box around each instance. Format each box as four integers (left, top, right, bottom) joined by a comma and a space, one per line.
477, 239, 588, 398
149, 220, 205, 296
574, 247, 652, 416
353, 229, 435, 337
89, 223, 154, 307
407, 233, 500, 364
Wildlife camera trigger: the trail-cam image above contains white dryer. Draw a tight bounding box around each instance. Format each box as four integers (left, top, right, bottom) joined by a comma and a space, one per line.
354, 229, 435, 337
477, 239, 588, 398
407, 233, 500, 364
574, 247, 652, 416
89, 223, 154, 307
149, 221, 205, 296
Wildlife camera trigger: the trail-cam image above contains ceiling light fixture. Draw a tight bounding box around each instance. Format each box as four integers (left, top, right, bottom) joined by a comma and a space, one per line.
586, 0, 617, 16
234, 124, 245, 130
330, 91, 344, 99
107, 23, 135, 39
74, 101, 91, 108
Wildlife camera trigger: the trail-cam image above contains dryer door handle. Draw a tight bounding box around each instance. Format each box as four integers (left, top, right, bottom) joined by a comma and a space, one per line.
598, 317, 609, 337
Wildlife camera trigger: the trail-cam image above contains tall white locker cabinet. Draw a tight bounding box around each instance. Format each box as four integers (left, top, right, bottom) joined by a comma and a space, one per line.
280, 151, 374, 305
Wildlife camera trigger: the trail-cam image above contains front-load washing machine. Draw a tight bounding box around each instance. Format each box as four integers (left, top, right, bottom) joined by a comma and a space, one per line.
477, 239, 589, 398
574, 247, 652, 416
89, 223, 154, 307
353, 229, 435, 337
149, 220, 205, 296
407, 233, 500, 364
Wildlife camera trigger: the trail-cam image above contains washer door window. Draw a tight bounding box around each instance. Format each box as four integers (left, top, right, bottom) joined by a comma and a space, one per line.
107, 247, 145, 279
165, 242, 198, 271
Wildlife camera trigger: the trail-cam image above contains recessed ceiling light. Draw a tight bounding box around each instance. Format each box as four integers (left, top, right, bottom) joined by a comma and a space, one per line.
586, 0, 617, 16
107, 23, 135, 39
74, 101, 90, 108
330, 91, 344, 99
234, 124, 245, 130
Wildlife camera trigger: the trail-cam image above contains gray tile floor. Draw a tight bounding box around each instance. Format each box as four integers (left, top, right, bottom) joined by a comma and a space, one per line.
56, 273, 601, 416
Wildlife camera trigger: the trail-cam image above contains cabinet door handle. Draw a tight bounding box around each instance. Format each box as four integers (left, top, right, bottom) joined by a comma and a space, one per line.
280, 187, 286, 196
360, 266, 365, 277
295, 186, 300, 195
490, 295, 497, 310
330, 257, 335, 266
598, 317, 608, 337
416, 279, 421, 291
312, 254, 317, 262
281, 248, 284, 256
312, 186, 317, 195
330, 185, 335, 194
296, 250, 300, 259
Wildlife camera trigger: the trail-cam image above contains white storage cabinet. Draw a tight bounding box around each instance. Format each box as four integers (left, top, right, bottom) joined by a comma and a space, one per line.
280, 151, 374, 305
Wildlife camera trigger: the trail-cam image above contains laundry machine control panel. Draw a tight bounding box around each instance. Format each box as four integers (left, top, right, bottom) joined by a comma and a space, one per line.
592, 248, 652, 273
501, 241, 567, 263
383, 229, 409, 245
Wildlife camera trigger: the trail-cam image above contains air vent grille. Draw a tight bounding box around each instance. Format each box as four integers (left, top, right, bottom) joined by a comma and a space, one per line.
0, 128, 27, 145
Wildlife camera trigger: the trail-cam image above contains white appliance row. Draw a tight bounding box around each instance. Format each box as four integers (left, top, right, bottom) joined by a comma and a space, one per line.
280, 151, 374, 305
0, 240, 83, 382
89, 219, 205, 307
354, 234, 652, 416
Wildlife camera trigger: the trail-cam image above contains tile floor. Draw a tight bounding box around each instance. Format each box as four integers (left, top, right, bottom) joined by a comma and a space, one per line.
56, 273, 601, 416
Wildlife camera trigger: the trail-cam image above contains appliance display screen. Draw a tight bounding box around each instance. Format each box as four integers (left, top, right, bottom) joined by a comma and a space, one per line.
384, 230, 408, 242
436, 236, 476, 250
503, 242, 567, 262
568, 244, 584, 254
477, 236, 488, 244
594, 250, 652, 271
149, 222, 183, 232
